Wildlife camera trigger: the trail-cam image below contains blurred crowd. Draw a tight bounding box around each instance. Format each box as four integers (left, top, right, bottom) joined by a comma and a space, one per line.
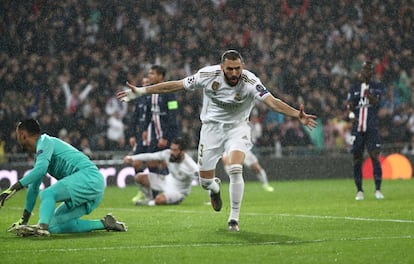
1, 0, 413, 163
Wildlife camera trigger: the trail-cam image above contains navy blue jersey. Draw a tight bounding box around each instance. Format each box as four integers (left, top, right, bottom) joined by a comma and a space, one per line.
129, 95, 151, 153
146, 93, 179, 151
347, 81, 384, 133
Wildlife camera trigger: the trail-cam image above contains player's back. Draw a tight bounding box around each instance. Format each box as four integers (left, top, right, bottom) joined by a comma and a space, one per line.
40, 135, 97, 179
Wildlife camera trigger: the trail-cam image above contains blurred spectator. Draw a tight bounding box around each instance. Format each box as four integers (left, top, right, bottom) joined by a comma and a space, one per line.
402, 134, 414, 155
281, 118, 313, 155
107, 111, 126, 150
0, 0, 413, 158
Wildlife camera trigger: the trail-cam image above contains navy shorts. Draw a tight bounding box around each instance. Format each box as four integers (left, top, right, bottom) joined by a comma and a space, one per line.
351, 129, 381, 155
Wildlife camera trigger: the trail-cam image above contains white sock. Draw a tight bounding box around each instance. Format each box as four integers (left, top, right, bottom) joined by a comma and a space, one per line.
138, 184, 153, 200
228, 164, 244, 222
256, 168, 269, 185
199, 177, 220, 193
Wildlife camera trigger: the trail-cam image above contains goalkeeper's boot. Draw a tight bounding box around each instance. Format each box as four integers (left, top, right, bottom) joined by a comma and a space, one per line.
228, 219, 240, 232
102, 213, 128, 232
209, 178, 222, 212
14, 224, 50, 237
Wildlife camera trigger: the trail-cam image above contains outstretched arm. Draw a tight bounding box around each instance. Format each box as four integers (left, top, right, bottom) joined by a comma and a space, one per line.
117, 80, 185, 102
263, 95, 317, 129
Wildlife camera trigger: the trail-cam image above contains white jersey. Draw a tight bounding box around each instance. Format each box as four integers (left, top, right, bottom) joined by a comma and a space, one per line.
130, 149, 199, 193
183, 65, 271, 124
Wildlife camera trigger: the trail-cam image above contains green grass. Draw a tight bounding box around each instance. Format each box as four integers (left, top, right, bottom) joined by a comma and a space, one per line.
1, 178, 414, 264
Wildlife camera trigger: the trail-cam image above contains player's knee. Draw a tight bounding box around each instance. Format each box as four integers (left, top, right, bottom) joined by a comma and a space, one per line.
40, 187, 57, 202
48, 224, 60, 234
353, 154, 363, 165
369, 150, 380, 161
154, 194, 167, 205
135, 173, 147, 184
251, 163, 261, 173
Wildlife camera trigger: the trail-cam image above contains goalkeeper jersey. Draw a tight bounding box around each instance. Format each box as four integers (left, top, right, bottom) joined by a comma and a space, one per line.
19, 134, 100, 187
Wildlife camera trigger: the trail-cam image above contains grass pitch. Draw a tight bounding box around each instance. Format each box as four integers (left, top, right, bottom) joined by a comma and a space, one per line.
0, 178, 413, 263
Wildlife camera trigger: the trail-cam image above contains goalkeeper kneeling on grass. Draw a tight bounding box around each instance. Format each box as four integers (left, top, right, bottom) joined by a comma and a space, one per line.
0, 119, 127, 237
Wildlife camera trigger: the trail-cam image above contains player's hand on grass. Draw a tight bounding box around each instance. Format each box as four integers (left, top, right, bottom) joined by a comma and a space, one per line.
116, 81, 147, 102
7, 209, 31, 232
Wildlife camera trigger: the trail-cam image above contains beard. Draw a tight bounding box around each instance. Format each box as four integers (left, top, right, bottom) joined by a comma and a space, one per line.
224, 72, 240, 86
169, 153, 183, 163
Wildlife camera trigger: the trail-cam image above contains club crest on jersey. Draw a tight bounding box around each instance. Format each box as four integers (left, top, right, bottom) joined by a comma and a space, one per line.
234, 93, 242, 101
256, 84, 268, 96
212, 81, 219, 94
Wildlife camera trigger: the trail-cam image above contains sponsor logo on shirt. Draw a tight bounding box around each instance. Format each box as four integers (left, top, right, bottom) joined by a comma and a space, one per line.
211, 97, 241, 110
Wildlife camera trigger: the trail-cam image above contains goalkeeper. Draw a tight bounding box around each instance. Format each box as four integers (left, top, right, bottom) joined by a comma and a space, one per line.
0, 119, 127, 237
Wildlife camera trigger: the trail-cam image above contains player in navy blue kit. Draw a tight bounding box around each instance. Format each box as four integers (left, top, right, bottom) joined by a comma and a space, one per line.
130, 65, 179, 204
129, 77, 151, 171
146, 65, 179, 156
347, 61, 385, 201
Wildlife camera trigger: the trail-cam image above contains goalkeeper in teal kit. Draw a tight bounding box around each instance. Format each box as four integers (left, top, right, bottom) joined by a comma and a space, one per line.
0, 119, 127, 237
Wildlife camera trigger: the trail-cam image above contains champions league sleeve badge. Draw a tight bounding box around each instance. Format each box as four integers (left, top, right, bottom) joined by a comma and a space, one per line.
186, 75, 196, 86
256, 84, 269, 96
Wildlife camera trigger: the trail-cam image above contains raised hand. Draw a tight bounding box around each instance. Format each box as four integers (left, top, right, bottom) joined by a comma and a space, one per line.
298, 104, 318, 129
116, 81, 147, 102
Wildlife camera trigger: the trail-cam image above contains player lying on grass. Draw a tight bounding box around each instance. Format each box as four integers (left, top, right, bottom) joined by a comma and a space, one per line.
123, 137, 199, 206
0, 118, 127, 237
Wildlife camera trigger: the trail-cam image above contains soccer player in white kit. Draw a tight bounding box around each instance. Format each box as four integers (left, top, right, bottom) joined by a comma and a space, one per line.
117, 50, 317, 231
123, 137, 198, 206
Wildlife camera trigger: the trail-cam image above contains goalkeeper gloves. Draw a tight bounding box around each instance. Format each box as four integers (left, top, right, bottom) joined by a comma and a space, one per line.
7, 209, 31, 232
0, 181, 23, 207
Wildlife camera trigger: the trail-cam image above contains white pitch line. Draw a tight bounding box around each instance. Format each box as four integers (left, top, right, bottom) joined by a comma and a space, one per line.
3, 235, 414, 254
160, 209, 414, 224
6, 206, 414, 224
273, 213, 414, 223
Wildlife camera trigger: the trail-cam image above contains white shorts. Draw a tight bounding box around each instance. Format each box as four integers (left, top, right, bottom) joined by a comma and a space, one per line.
198, 121, 252, 171
147, 173, 188, 204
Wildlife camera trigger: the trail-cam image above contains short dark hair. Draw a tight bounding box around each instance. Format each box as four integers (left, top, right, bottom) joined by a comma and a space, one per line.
171, 137, 187, 151
17, 118, 41, 135
151, 65, 166, 78
221, 50, 244, 64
